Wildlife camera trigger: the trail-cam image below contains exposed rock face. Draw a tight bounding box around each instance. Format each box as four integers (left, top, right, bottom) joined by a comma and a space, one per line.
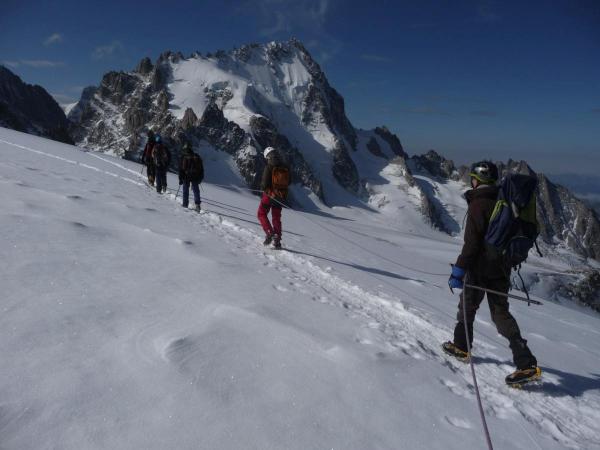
135, 57, 154, 75
181, 108, 198, 130
124, 107, 147, 133
536, 174, 600, 260
366, 137, 385, 158
556, 270, 600, 312
374, 126, 407, 158
99, 71, 137, 105
410, 150, 457, 180
0, 65, 72, 143
331, 139, 359, 193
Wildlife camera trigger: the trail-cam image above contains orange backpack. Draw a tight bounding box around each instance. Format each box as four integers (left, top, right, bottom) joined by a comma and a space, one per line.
271, 166, 290, 199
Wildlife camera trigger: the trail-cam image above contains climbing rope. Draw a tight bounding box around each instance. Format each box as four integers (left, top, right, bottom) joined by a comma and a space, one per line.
461, 288, 494, 450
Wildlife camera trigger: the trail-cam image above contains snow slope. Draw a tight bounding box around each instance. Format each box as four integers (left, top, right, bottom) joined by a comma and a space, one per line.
1, 127, 600, 449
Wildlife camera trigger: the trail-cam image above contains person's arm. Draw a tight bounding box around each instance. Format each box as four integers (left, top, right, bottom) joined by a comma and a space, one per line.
260, 165, 271, 192
455, 202, 486, 271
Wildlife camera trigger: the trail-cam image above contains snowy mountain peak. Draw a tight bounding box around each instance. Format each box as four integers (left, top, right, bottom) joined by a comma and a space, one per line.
69, 39, 373, 202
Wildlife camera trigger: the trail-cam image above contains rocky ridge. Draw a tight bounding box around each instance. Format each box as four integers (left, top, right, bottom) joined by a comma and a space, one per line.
0, 65, 72, 144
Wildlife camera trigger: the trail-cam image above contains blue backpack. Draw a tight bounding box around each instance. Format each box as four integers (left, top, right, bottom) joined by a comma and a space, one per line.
484, 173, 541, 268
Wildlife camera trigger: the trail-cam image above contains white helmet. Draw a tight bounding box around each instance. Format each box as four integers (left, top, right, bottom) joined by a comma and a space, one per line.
263, 146, 276, 159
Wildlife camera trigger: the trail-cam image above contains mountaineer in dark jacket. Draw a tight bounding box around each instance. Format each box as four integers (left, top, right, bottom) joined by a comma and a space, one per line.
152, 134, 171, 194
257, 146, 290, 249
141, 130, 156, 186
442, 161, 538, 382
178, 142, 204, 211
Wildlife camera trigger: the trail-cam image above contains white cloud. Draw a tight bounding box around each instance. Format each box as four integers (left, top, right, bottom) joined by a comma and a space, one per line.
91, 41, 124, 60
251, 0, 331, 36
2, 60, 65, 68
360, 54, 393, 63
2, 60, 21, 68
43, 33, 63, 46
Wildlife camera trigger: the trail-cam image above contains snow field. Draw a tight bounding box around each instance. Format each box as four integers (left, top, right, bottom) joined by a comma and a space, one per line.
1, 128, 600, 449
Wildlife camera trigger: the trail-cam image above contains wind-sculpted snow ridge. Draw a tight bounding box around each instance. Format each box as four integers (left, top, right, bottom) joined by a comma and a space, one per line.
2, 128, 600, 449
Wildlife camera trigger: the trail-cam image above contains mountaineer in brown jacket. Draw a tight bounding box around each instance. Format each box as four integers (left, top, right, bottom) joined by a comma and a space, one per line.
442, 161, 538, 383
257, 147, 290, 249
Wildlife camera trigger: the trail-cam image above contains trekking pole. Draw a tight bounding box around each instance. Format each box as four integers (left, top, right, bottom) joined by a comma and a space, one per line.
140, 165, 145, 175
175, 185, 181, 200
463, 283, 543, 305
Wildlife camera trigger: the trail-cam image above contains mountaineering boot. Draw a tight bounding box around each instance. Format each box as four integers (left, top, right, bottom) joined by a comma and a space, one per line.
273, 234, 282, 250
195, 203, 201, 212
505, 366, 542, 387
263, 233, 273, 246
442, 341, 470, 362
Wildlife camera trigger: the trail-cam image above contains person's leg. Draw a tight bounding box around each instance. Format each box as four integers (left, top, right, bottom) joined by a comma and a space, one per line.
257, 194, 274, 236
272, 205, 282, 237
156, 169, 163, 193
182, 181, 190, 207
147, 164, 155, 185
453, 272, 485, 351
192, 182, 200, 206
486, 277, 537, 369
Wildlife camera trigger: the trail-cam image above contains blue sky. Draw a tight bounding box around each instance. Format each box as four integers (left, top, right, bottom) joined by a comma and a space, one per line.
1, 0, 599, 174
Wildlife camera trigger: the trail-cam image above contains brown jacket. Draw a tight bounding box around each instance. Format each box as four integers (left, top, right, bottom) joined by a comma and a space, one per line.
260, 154, 289, 192
456, 185, 508, 278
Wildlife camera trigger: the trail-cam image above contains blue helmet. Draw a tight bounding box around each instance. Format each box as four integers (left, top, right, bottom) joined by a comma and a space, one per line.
154, 134, 161, 143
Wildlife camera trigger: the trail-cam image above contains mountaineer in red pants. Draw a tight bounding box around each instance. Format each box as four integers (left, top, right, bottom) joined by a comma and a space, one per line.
257, 146, 290, 249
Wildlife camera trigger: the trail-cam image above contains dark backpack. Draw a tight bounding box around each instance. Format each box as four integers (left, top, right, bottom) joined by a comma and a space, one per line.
187, 154, 204, 180
484, 173, 540, 268
271, 166, 290, 199
153, 144, 169, 168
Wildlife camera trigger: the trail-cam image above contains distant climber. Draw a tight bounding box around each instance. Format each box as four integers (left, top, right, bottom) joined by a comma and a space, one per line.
442, 160, 541, 386
152, 134, 171, 194
141, 130, 156, 186
257, 146, 290, 250
178, 141, 204, 211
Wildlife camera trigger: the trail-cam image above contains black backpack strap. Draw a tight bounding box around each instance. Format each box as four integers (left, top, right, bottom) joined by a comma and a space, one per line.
534, 240, 543, 257
515, 265, 531, 306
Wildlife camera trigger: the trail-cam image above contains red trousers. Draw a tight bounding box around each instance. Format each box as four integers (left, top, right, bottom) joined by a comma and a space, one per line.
257, 193, 282, 236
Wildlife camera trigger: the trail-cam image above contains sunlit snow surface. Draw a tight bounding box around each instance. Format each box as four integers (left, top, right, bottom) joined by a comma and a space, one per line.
1, 127, 600, 449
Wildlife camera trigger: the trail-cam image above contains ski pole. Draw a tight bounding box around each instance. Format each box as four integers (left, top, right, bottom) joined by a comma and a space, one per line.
140, 164, 145, 175
175, 185, 181, 200
463, 283, 543, 305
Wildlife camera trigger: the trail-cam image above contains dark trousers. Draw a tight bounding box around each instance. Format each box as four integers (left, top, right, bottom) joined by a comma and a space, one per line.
146, 163, 155, 184
454, 272, 537, 369
156, 168, 167, 192
257, 193, 282, 236
182, 181, 200, 207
